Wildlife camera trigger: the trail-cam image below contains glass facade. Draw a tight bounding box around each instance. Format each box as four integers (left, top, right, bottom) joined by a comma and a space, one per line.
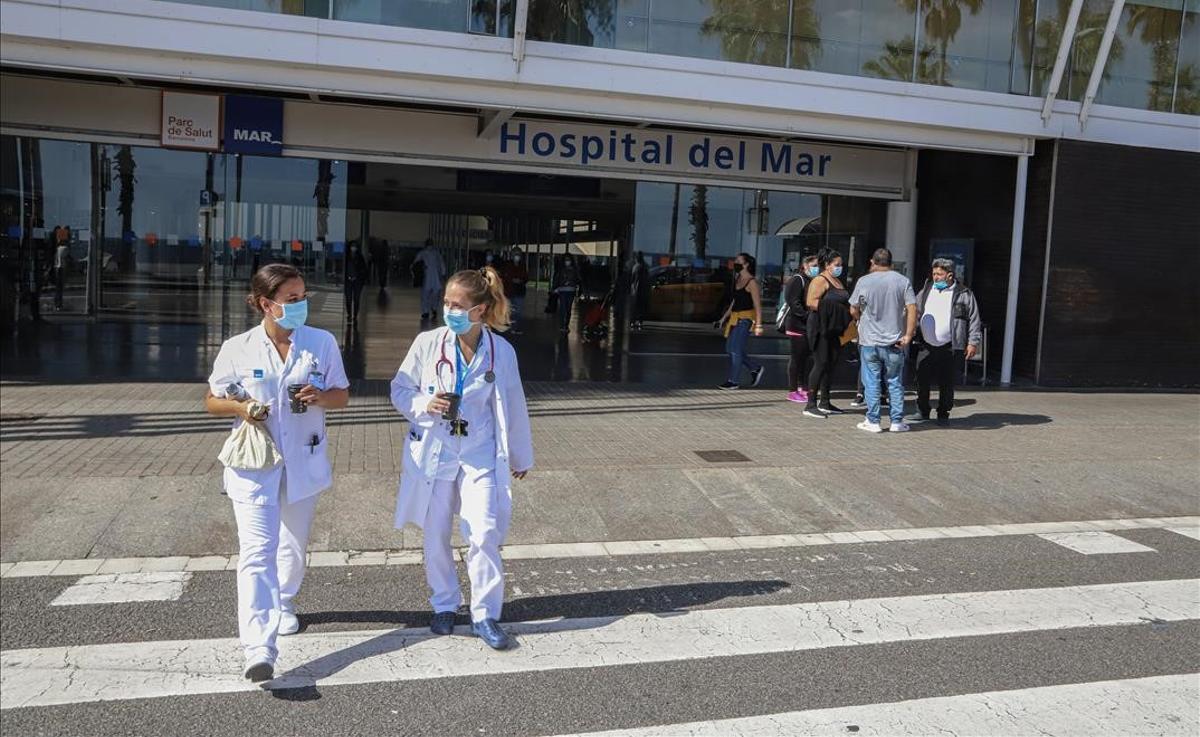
162, 0, 514, 35
160, 0, 1198, 113
630, 182, 883, 323
2, 131, 892, 382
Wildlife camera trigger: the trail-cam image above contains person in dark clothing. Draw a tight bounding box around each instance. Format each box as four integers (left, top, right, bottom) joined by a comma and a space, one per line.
803, 248, 852, 418
370, 238, 391, 291
629, 251, 650, 330
344, 240, 368, 324
552, 254, 581, 333
912, 258, 983, 426
782, 255, 819, 403
500, 247, 530, 333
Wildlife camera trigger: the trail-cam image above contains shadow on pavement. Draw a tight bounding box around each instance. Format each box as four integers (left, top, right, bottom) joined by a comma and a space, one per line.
268, 579, 788, 701
952, 413, 1053, 430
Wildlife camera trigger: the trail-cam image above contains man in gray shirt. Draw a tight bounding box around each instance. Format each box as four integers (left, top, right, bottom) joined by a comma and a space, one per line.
849, 248, 917, 433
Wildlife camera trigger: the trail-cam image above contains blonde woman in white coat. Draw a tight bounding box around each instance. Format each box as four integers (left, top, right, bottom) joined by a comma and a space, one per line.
391, 266, 533, 650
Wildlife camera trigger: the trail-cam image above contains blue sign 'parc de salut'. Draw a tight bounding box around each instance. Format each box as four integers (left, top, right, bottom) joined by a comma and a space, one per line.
223, 95, 283, 156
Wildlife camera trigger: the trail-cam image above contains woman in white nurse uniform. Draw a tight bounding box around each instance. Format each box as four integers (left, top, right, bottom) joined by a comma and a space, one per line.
205, 263, 350, 681
391, 266, 533, 650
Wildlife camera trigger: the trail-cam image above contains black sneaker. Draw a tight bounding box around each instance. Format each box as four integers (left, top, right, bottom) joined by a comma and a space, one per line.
936, 415, 950, 427
849, 394, 866, 408
803, 407, 826, 419
818, 403, 845, 415
750, 366, 765, 387
718, 381, 740, 390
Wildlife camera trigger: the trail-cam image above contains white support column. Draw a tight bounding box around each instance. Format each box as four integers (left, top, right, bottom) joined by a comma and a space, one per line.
1041, 0, 1086, 123
1000, 155, 1030, 387
1079, 0, 1126, 128
512, 0, 530, 70
886, 191, 918, 277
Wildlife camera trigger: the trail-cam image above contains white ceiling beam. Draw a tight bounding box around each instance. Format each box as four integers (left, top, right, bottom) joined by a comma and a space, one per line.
1079, 0, 1126, 129
1041, 0, 1086, 123
477, 107, 516, 138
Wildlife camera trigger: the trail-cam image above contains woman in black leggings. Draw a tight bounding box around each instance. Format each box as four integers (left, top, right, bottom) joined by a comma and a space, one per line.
804, 249, 851, 419
783, 255, 819, 403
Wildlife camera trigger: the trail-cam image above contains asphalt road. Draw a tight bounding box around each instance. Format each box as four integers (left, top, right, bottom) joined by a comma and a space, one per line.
2, 527, 1198, 736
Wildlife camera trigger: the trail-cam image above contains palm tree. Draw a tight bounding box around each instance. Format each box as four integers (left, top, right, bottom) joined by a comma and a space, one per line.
878, 0, 983, 85
114, 146, 137, 244
313, 159, 334, 242
521, 0, 613, 46
700, 0, 820, 68
862, 37, 939, 82
1174, 62, 1200, 114
689, 185, 709, 259
1126, 5, 1194, 112
1019, 0, 1124, 99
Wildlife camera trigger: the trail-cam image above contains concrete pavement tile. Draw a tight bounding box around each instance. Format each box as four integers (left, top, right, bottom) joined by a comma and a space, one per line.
309, 551, 350, 567
347, 551, 388, 566
501, 542, 608, 560
139, 556, 190, 572
603, 539, 709, 556
879, 528, 948, 541
697, 537, 742, 551
733, 534, 806, 549
386, 550, 423, 565
850, 530, 893, 542
822, 532, 863, 544
184, 556, 231, 572
50, 558, 105, 576
4, 560, 61, 577
96, 558, 146, 574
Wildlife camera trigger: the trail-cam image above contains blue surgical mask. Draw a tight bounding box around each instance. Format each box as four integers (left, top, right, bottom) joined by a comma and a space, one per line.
444, 307, 477, 335
271, 299, 308, 330
831, 266, 843, 278
934, 280, 949, 291
807, 266, 820, 278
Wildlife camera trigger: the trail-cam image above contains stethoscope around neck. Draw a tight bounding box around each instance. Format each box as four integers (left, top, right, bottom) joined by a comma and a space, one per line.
435, 327, 496, 395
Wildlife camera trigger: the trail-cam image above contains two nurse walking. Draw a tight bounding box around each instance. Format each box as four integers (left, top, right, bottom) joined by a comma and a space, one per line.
206, 263, 533, 682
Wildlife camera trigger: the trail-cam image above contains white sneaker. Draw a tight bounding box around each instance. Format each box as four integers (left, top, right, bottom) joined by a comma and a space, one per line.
242, 653, 275, 682
890, 422, 911, 433
279, 610, 300, 636
856, 420, 883, 434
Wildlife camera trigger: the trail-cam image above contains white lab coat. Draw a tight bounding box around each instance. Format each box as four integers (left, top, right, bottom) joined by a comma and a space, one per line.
208, 322, 350, 660
208, 324, 350, 505
390, 328, 534, 530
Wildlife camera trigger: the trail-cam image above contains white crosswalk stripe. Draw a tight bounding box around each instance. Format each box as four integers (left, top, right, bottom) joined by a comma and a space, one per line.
557, 674, 1200, 737
2, 579, 1196, 710
50, 572, 192, 607
1037, 531, 1157, 555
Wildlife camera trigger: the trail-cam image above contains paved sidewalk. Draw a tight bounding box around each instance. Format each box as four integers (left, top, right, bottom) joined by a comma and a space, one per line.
1, 381, 1198, 561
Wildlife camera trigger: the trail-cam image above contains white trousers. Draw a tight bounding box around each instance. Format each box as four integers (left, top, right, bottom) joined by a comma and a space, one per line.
421, 285, 442, 315
423, 466, 511, 622
231, 480, 320, 660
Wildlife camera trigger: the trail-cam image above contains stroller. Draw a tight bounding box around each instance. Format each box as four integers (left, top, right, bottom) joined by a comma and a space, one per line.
580, 287, 615, 343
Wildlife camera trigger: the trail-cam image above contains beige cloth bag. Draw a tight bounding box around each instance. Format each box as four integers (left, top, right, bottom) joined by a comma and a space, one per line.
218, 408, 283, 471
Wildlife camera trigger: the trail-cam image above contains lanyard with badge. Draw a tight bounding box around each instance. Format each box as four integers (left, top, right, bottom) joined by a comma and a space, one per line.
435, 329, 495, 437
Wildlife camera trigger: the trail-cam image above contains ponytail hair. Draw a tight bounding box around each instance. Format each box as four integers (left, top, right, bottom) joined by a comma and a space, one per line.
447, 266, 511, 332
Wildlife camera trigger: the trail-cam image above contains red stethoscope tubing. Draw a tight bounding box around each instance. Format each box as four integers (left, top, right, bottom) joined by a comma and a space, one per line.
435, 328, 495, 394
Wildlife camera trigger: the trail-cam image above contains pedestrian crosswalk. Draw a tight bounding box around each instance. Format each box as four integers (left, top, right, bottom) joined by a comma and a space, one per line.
1, 525, 1198, 736
559, 675, 1200, 737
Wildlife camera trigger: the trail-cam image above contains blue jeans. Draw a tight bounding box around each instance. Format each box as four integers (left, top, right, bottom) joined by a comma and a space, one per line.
726, 319, 762, 384
860, 345, 906, 425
